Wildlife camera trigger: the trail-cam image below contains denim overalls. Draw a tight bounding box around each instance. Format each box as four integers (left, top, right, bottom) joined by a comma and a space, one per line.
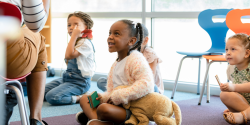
44, 58, 91, 105
45, 39, 95, 105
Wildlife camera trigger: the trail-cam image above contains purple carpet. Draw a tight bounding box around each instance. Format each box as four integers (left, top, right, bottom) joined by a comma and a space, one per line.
178, 96, 228, 125
10, 114, 81, 125
10, 96, 250, 125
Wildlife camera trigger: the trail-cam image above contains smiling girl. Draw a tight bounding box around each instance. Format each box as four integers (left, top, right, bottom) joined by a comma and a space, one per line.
76, 19, 154, 125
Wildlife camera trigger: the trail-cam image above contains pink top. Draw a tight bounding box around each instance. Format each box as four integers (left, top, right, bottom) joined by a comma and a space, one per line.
143, 47, 164, 94
100, 51, 154, 105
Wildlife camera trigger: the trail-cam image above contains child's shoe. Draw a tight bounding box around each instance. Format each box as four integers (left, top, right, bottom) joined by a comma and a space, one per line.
75, 111, 89, 125
87, 119, 113, 125
76, 91, 91, 103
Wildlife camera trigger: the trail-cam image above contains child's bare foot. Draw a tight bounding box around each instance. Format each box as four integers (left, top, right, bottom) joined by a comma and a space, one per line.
224, 109, 230, 113
233, 112, 245, 124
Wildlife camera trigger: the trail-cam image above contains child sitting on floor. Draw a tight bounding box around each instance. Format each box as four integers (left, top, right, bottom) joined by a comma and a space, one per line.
44, 11, 95, 105
97, 23, 164, 94
221, 33, 250, 124
76, 19, 155, 125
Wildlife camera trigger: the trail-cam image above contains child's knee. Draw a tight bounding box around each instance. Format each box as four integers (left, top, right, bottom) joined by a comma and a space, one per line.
80, 94, 89, 107
220, 91, 236, 102
220, 91, 228, 100
45, 92, 61, 105
96, 103, 111, 120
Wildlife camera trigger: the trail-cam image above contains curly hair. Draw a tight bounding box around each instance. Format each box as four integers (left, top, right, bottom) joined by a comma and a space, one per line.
228, 33, 250, 50
68, 11, 93, 29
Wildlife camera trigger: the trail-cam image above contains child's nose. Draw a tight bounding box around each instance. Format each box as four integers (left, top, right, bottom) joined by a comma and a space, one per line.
70, 25, 75, 29
108, 35, 113, 39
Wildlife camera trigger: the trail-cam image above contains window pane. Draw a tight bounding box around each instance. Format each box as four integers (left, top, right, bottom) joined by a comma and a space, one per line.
52, 0, 142, 12
51, 18, 142, 74
153, 0, 250, 11
153, 18, 235, 85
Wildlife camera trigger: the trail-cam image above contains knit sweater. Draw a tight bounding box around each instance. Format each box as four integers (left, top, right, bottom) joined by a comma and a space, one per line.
100, 51, 154, 105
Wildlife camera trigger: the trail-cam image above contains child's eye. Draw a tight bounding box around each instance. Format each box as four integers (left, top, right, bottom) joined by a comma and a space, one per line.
115, 32, 119, 35
108, 32, 111, 36
68, 24, 71, 27
225, 49, 228, 51
232, 48, 235, 50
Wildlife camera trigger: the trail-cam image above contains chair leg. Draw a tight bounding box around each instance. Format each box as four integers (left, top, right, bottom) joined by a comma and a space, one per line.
207, 72, 210, 103
6, 81, 29, 125
171, 56, 188, 99
198, 60, 213, 105
197, 57, 201, 95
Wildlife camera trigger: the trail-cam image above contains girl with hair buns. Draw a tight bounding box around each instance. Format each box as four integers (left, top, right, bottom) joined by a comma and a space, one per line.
44, 11, 95, 105
76, 19, 154, 125
221, 33, 250, 124
97, 23, 164, 94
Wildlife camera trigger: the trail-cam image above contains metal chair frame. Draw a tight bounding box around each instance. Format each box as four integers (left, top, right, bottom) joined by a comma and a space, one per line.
2, 73, 31, 125
4, 81, 29, 125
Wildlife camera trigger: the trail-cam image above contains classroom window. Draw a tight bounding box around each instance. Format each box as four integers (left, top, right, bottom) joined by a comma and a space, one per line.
51, 0, 250, 86
152, 0, 250, 11
52, 0, 142, 12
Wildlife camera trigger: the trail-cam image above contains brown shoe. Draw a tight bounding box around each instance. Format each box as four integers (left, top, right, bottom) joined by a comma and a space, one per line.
223, 112, 248, 125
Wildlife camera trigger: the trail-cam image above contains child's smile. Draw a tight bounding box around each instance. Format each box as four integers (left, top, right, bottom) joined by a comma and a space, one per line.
108, 42, 115, 48
107, 21, 131, 54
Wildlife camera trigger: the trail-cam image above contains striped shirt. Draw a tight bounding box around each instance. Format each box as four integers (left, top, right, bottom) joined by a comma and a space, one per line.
1, 0, 48, 32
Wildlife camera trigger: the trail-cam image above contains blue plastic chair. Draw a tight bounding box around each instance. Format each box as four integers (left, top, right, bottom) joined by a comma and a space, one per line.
171, 9, 232, 99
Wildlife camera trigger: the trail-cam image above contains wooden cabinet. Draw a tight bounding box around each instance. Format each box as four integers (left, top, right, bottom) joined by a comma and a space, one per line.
40, 9, 51, 63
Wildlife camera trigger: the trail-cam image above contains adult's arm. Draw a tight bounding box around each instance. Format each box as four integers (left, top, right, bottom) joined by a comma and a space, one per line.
22, 0, 50, 32
42, 0, 50, 13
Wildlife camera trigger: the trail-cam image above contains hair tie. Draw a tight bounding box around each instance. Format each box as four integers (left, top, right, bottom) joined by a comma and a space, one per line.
132, 21, 139, 29
81, 29, 93, 39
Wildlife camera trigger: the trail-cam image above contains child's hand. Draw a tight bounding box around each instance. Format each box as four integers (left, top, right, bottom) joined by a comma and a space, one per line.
106, 97, 114, 105
71, 25, 83, 37
220, 82, 235, 92
96, 93, 103, 103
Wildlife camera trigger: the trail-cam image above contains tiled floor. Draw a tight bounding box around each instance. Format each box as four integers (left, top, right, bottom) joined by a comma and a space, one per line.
9, 76, 201, 122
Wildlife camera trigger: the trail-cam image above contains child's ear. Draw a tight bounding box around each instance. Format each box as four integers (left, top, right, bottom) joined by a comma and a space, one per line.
143, 37, 149, 45
128, 37, 137, 46
245, 49, 250, 58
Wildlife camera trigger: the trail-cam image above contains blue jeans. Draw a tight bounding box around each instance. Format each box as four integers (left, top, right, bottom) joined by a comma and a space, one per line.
97, 77, 159, 93
4, 89, 17, 125
45, 72, 91, 105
